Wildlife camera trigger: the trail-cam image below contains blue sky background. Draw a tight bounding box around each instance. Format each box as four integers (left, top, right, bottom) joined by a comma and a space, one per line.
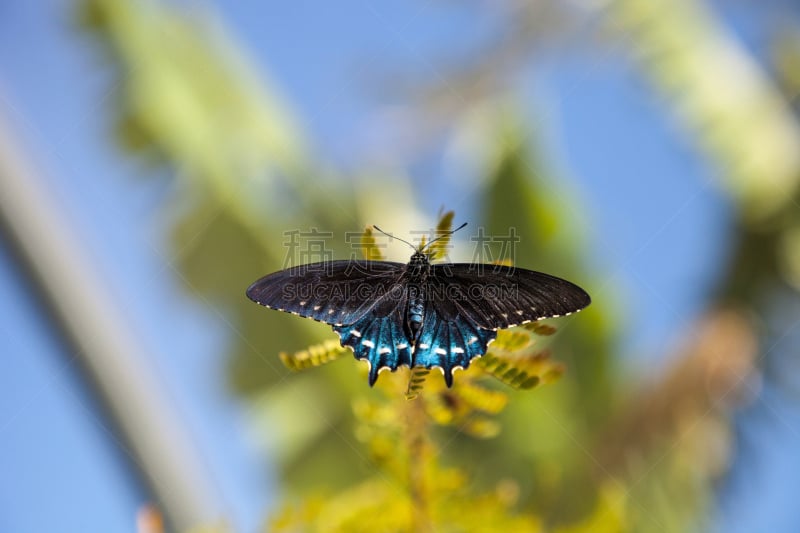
0, 1, 798, 532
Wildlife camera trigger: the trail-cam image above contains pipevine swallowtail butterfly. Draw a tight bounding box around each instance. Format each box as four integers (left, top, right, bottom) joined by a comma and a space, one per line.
246, 223, 590, 387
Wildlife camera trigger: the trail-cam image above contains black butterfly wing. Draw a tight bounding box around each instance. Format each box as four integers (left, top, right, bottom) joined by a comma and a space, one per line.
429, 263, 591, 330
248, 259, 589, 388
248, 260, 414, 385
246, 260, 406, 326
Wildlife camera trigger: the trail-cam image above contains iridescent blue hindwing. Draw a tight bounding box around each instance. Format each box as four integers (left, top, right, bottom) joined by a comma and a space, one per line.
334, 309, 413, 386
412, 302, 496, 387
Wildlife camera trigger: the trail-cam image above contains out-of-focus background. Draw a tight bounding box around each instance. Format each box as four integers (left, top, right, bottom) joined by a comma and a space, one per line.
2, 1, 800, 532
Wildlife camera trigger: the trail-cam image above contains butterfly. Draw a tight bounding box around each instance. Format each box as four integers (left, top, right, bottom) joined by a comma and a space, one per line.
246, 223, 591, 387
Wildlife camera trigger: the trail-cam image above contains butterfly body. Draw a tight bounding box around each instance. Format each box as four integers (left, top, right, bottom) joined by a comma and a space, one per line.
247, 242, 590, 387
403, 252, 430, 341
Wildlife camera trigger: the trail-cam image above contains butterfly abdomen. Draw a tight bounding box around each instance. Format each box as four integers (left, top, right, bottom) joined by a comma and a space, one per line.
403, 256, 430, 344
406, 291, 425, 340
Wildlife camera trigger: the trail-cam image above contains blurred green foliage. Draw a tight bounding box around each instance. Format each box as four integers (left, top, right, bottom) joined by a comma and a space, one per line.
79, 0, 800, 531
604, 0, 800, 221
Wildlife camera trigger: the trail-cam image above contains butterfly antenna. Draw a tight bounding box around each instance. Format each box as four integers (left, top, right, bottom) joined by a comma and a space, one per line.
420, 222, 468, 252
372, 225, 418, 251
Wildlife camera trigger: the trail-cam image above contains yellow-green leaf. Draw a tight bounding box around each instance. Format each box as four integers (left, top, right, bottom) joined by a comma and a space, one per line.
279, 340, 349, 371
426, 210, 455, 261
361, 226, 385, 261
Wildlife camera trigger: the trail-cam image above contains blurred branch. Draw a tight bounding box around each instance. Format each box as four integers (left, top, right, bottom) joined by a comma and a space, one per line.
361, 1, 582, 163
0, 105, 224, 530
77, 0, 430, 495
597, 309, 758, 475
601, 0, 800, 220
79, 0, 329, 260
374, 0, 800, 222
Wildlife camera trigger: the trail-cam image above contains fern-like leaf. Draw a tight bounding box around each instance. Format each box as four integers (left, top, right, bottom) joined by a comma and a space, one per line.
478, 350, 565, 390
406, 367, 431, 400
279, 340, 349, 371
456, 380, 509, 415
491, 329, 534, 352
426, 210, 455, 261
361, 226, 385, 261
421, 379, 508, 437
522, 322, 557, 336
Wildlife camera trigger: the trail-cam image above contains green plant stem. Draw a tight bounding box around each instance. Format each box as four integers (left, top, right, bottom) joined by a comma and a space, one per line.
406, 396, 432, 532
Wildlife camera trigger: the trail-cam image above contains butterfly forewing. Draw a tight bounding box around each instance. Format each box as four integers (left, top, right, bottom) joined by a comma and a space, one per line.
429, 264, 591, 330
246, 260, 406, 326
